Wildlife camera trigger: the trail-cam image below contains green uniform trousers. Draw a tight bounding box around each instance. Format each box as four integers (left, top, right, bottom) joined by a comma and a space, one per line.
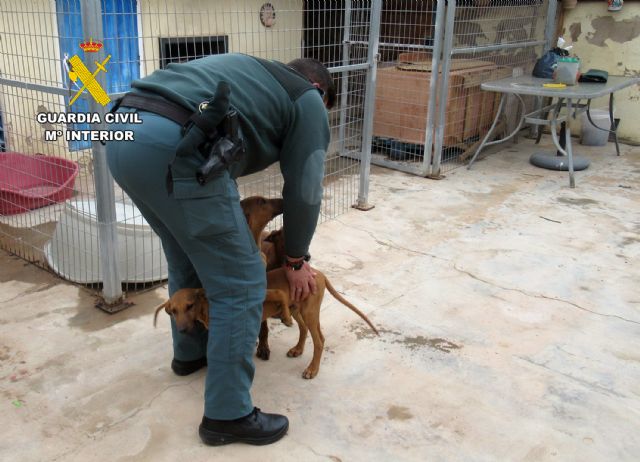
106, 108, 265, 420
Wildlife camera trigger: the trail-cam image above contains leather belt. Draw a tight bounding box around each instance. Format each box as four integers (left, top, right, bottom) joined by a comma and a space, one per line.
116, 93, 192, 126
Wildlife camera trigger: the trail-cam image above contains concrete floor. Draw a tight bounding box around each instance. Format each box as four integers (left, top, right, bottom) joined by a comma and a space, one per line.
1, 139, 639, 462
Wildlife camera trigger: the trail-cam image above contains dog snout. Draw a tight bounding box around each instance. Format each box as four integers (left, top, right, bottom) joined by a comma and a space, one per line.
271, 198, 284, 217
175, 319, 193, 334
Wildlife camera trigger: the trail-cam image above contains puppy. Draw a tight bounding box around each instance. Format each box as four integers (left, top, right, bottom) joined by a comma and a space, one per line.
156, 225, 379, 379
154, 287, 208, 332
154, 287, 291, 332
258, 226, 379, 379
264, 266, 379, 379
153, 195, 291, 330
241, 196, 292, 326
262, 228, 286, 271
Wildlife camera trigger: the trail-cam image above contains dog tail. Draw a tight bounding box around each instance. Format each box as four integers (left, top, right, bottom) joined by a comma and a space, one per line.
153, 301, 168, 327
324, 277, 379, 335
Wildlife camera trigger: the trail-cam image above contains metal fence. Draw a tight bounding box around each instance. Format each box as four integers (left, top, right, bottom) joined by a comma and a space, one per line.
371, 0, 555, 176
0, 0, 380, 308
0, 0, 554, 308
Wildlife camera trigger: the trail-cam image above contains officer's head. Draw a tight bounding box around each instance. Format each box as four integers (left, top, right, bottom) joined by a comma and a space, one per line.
287, 58, 337, 110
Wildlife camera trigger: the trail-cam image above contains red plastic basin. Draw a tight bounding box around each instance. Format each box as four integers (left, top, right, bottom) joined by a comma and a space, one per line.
0, 152, 79, 215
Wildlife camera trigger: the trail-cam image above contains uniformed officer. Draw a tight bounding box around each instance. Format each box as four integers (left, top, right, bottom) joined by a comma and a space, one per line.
105, 53, 335, 446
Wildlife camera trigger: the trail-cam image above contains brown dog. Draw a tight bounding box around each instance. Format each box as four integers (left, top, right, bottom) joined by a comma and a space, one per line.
154, 287, 208, 331
262, 228, 286, 271
153, 195, 292, 329
154, 267, 379, 380
264, 266, 379, 379
258, 226, 378, 378
255, 227, 287, 359
154, 286, 291, 332
240, 195, 292, 326
240, 196, 282, 261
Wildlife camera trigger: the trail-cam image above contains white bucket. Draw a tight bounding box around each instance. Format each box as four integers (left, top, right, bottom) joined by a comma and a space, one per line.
580, 109, 612, 147
44, 199, 168, 284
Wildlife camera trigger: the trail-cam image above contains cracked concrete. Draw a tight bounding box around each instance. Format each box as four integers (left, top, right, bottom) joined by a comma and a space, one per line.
1, 138, 639, 461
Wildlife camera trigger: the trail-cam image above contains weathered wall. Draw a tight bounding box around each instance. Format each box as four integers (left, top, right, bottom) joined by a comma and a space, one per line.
563, 3, 640, 143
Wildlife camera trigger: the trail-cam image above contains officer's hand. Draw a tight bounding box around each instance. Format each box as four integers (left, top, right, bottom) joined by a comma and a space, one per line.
284, 261, 317, 302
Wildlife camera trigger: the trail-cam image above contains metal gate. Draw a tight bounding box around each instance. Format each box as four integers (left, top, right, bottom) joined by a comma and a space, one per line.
0, 0, 381, 308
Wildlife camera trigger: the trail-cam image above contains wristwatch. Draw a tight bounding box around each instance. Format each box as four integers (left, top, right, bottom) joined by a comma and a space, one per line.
284, 254, 311, 271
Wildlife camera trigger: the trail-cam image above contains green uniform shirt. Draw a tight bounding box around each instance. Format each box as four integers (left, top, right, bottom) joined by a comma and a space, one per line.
130, 53, 330, 257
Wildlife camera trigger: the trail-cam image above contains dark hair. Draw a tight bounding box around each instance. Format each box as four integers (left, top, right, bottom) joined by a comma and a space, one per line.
287, 58, 337, 109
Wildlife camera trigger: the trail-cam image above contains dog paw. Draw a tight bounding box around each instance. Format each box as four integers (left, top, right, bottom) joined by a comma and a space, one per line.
256, 346, 271, 361
287, 347, 303, 357
281, 317, 293, 327
302, 367, 318, 379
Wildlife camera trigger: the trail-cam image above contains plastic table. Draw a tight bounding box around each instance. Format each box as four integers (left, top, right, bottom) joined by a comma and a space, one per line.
467, 75, 639, 188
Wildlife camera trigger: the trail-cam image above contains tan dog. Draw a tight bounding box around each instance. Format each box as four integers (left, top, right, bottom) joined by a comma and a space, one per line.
154, 268, 378, 379
154, 287, 208, 331
261, 228, 286, 271
241, 196, 292, 327
153, 195, 292, 330
264, 266, 379, 379
256, 227, 288, 360
259, 226, 379, 379
260, 231, 279, 271
154, 286, 291, 332
241, 196, 282, 264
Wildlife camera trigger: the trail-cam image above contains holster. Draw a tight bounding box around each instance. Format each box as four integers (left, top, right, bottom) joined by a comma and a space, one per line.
170, 82, 245, 190
195, 110, 245, 185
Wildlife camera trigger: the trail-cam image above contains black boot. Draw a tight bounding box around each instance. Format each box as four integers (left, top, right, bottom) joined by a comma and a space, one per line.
199, 407, 289, 446
171, 357, 207, 376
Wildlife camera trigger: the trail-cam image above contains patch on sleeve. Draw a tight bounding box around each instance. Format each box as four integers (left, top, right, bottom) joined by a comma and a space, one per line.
300, 149, 325, 205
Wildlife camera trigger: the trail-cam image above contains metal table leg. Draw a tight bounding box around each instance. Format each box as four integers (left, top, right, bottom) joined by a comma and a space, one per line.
468, 93, 526, 169
531, 97, 589, 186
556, 120, 566, 156
565, 99, 576, 188
610, 93, 620, 156
586, 94, 620, 156
467, 93, 505, 169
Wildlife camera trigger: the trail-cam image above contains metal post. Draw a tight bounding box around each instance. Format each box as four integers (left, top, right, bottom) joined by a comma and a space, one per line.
421, 0, 445, 177
356, 0, 382, 210
531, 1, 556, 140
431, 0, 456, 177
565, 98, 575, 188
81, 0, 124, 306
338, 0, 352, 156
544, 0, 558, 52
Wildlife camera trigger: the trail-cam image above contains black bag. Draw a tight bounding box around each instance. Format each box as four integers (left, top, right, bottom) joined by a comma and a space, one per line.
579, 69, 609, 83
533, 47, 569, 79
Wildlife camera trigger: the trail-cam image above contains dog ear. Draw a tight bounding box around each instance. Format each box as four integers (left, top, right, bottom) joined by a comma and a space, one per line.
263, 229, 278, 243
194, 289, 209, 329
153, 300, 169, 327
195, 289, 208, 309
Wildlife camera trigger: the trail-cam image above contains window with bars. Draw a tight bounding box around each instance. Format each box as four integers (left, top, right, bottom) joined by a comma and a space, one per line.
159, 36, 229, 69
